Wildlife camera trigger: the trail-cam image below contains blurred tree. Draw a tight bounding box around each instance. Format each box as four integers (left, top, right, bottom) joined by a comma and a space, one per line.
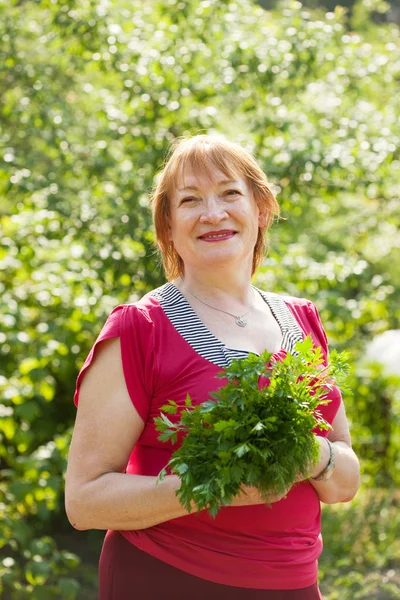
258, 0, 400, 25
0, 0, 399, 596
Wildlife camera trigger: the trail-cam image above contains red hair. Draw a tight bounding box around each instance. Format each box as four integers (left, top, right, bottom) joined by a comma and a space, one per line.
150, 134, 280, 280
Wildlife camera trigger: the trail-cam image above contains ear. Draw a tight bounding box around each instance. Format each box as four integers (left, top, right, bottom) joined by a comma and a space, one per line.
258, 209, 268, 228
166, 218, 173, 242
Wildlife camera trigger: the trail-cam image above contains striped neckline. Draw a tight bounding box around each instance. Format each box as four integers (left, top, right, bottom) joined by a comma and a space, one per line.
150, 282, 304, 368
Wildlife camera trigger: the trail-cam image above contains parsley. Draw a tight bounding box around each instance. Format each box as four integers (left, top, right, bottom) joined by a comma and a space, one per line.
154, 337, 351, 517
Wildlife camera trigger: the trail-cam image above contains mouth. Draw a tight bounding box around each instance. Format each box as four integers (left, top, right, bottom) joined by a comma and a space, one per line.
198, 230, 237, 241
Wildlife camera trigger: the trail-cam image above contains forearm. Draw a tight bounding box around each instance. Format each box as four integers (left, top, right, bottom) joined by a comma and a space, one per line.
308, 439, 361, 504
66, 473, 191, 531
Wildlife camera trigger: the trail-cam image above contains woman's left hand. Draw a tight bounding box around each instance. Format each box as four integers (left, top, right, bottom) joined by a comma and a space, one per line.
297, 401, 361, 503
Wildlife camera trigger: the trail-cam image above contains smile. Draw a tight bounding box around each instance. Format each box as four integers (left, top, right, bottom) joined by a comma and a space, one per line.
199, 231, 236, 241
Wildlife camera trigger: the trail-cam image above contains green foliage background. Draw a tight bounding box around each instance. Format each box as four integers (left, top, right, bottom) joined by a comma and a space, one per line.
0, 0, 399, 597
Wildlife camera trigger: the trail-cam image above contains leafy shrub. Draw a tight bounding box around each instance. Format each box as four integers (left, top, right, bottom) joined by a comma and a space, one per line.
0, 0, 399, 595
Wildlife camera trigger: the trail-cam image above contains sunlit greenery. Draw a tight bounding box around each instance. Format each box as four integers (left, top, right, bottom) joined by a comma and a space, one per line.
1, 0, 399, 597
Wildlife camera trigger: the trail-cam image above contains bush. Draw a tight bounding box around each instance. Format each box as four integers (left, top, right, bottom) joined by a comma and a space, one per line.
1, 0, 399, 595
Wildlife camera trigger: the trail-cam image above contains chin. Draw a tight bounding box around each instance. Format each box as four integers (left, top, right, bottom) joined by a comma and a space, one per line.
198, 252, 248, 269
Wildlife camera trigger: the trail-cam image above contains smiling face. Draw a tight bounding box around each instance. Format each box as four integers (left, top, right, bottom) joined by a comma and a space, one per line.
167, 166, 266, 275
151, 135, 280, 280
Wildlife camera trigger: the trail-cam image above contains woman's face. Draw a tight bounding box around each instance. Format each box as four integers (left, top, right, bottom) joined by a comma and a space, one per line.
167, 165, 266, 274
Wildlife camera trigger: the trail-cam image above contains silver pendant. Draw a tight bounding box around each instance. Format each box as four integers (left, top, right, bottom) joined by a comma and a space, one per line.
236, 317, 247, 327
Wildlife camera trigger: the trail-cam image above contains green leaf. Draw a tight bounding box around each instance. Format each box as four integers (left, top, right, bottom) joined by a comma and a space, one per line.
157, 468, 167, 482
200, 400, 217, 413
251, 422, 265, 433
161, 401, 178, 415
234, 443, 251, 457
174, 463, 189, 475
214, 419, 237, 432
158, 412, 174, 428
157, 430, 178, 444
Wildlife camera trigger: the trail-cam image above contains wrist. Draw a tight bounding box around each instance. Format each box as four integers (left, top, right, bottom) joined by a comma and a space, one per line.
311, 438, 335, 482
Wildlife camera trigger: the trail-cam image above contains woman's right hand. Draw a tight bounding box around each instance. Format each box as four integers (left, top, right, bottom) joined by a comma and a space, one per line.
230, 484, 290, 507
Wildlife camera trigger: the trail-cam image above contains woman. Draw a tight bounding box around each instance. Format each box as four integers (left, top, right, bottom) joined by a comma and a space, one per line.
65, 135, 360, 599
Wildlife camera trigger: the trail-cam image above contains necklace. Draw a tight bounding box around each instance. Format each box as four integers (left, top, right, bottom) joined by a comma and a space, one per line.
180, 277, 256, 327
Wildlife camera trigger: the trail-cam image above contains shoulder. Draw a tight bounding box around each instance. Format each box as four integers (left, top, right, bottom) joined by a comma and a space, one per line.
279, 294, 323, 325
279, 294, 328, 352
279, 294, 314, 310
257, 288, 328, 347
111, 282, 172, 325
256, 289, 315, 312
280, 295, 320, 320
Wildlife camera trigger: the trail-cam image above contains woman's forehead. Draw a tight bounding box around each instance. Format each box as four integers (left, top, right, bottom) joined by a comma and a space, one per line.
175, 164, 243, 192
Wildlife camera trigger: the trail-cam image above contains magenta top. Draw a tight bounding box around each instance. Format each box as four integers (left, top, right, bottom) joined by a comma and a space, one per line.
74, 284, 342, 590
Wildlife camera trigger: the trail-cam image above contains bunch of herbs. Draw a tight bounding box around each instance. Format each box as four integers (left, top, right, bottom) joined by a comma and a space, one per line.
155, 337, 350, 517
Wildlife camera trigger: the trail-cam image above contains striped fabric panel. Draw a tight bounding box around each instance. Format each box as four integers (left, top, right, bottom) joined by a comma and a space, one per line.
254, 289, 304, 355
151, 283, 228, 367
150, 283, 304, 368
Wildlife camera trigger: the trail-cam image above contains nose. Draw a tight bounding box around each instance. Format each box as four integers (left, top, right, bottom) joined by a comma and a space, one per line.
199, 197, 229, 225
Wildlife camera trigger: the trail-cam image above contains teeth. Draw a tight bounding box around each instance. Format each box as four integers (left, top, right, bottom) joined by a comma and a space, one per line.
203, 233, 231, 239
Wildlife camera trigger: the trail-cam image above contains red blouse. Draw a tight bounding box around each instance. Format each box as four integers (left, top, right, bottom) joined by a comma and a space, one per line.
74, 289, 342, 590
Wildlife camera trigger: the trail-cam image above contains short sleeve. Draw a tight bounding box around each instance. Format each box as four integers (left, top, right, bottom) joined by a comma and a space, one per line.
284, 296, 329, 362
73, 304, 155, 423
306, 301, 329, 361
284, 296, 342, 427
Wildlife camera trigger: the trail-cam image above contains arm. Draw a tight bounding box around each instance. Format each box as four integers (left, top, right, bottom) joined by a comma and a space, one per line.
306, 400, 361, 504
65, 337, 276, 531
65, 337, 193, 531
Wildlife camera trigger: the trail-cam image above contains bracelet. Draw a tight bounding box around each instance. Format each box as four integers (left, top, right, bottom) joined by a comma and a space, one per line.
311, 438, 335, 482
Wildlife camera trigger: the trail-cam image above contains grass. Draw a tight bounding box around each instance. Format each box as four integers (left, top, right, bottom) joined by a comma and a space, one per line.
319, 487, 400, 599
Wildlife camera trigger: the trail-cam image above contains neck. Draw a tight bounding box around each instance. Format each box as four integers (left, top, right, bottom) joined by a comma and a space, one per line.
177, 265, 254, 306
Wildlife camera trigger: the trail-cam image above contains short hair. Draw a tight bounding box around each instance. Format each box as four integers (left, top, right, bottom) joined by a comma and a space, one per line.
150, 134, 280, 281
